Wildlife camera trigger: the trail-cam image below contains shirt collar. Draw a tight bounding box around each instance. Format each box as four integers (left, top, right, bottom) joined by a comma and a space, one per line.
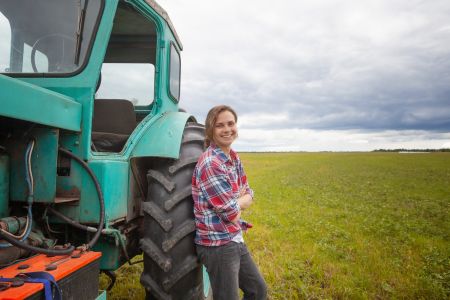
209, 143, 237, 163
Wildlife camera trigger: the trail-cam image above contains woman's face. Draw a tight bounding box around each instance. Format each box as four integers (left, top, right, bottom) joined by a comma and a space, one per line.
213, 110, 237, 151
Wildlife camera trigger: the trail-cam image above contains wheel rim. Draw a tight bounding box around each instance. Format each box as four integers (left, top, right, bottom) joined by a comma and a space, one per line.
203, 265, 211, 297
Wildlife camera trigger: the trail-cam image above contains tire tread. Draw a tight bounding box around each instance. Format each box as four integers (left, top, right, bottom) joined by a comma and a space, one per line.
142, 202, 173, 232
162, 220, 196, 252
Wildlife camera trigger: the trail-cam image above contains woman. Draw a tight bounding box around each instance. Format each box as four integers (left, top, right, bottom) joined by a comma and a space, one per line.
192, 105, 267, 300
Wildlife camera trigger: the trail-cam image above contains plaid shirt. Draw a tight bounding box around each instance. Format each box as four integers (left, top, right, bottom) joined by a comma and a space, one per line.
192, 143, 254, 246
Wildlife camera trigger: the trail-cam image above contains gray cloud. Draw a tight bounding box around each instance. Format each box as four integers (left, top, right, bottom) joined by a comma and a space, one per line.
161, 0, 450, 135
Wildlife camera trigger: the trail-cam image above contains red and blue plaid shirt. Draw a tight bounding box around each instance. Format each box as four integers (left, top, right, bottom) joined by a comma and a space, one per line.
192, 143, 254, 246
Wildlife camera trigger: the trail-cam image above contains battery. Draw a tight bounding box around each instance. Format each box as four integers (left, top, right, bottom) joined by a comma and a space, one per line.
0, 251, 102, 300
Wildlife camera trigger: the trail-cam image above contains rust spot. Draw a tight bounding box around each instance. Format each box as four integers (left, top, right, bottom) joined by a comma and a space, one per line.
56, 187, 80, 198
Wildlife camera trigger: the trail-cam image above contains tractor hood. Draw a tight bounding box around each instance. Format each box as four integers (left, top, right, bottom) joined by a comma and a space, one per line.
0, 74, 81, 132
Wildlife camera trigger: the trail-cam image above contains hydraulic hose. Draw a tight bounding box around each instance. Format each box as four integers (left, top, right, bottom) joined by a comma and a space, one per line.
58, 147, 105, 249
0, 140, 35, 248
0, 231, 75, 255
46, 206, 132, 264
46, 206, 103, 234
0, 146, 105, 255
0, 140, 75, 255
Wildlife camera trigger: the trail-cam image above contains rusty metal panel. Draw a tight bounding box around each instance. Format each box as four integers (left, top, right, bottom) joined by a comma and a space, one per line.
8, 128, 58, 203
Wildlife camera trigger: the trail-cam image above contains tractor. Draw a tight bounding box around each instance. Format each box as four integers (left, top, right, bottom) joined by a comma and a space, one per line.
0, 0, 211, 299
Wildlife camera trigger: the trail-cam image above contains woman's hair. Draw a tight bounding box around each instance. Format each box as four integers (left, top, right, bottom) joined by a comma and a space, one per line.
204, 105, 238, 147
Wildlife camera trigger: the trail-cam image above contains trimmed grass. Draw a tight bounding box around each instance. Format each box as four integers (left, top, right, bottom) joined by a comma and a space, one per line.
104, 152, 450, 299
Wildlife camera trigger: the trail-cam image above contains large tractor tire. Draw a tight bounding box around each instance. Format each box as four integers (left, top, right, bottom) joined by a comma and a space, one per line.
140, 122, 212, 300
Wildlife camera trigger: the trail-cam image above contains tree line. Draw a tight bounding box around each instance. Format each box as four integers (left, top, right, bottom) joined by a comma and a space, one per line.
372, 148, 450, 152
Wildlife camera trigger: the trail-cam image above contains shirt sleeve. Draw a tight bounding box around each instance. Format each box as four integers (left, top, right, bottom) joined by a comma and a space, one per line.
237, 157, 254, 199
198, 161, 240, 223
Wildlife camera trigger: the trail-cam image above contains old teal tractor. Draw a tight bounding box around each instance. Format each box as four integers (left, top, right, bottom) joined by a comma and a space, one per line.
0, 0, 211, 299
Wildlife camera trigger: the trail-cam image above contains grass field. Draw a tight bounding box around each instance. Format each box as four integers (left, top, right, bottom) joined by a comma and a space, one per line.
103, 152, 450, 299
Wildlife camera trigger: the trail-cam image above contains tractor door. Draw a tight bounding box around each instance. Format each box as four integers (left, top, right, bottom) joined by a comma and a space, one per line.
91, 1, 157, 153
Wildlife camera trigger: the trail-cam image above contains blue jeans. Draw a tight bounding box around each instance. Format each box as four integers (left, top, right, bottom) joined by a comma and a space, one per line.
196, 242, 267, 300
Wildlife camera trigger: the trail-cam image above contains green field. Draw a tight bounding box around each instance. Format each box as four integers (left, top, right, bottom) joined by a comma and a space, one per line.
103, 152, 450, 299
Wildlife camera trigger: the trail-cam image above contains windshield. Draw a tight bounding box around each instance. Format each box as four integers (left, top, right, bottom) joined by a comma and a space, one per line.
0, 0, 102, 75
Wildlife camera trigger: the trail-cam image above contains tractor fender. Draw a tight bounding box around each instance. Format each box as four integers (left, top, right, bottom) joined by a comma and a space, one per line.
128, 111, 195, 159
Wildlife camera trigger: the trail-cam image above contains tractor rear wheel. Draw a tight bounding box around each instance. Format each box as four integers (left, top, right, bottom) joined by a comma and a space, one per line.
140, 122, 212, 300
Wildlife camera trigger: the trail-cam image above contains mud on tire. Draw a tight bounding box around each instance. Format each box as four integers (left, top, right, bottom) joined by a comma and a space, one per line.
140, 122, 208, 300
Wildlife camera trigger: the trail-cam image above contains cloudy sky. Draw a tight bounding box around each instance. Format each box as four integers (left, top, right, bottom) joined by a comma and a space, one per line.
155, 0, 450, 151
2, 1, 448, 151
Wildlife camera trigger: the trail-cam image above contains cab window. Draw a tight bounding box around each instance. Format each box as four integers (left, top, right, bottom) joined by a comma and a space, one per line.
169, 43, 181, 102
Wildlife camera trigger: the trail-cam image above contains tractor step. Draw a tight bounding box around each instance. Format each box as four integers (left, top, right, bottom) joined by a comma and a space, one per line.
0, 251, 102, 300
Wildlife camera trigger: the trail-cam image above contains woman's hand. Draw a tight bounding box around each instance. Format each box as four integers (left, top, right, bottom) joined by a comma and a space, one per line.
237, 190, 253, 211
231, 188, 253, 224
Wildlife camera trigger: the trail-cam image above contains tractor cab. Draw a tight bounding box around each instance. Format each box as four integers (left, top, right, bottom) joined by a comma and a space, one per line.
0, 1, 210, 299
0, 0, 182, 154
